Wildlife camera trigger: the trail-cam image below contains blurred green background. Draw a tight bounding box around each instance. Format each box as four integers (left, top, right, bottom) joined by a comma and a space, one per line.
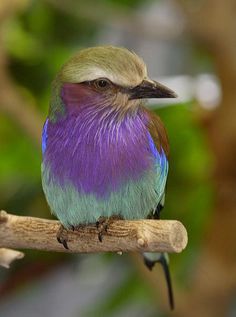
0, 1, 235, 317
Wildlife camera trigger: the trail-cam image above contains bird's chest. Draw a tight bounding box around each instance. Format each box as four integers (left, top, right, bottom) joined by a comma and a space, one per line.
43, 113, 155, 197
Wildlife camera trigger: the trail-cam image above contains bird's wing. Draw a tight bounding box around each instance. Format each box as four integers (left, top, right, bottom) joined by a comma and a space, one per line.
145, 109, 169, 212
145, 108, 169, 158
147, 130, 168, 211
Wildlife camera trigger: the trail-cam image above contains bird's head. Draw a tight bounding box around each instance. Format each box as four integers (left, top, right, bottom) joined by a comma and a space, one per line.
50, 46, 177, 120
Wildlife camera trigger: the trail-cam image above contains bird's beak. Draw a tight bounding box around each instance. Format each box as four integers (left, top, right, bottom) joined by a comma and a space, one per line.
128, 79, 177, 100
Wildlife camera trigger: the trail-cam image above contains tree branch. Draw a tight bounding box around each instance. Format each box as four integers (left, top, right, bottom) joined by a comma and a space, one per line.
0, 211, 187, 254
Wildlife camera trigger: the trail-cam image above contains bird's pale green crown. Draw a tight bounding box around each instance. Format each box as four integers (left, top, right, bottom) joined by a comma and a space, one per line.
57, 46, 147, 87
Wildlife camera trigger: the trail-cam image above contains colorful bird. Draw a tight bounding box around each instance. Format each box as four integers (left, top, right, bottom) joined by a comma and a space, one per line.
41, 46, 177, 309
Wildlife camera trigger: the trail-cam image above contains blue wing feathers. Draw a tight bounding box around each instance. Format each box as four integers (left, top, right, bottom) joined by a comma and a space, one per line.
42, 118, 49, 154
147, 132, 168, 200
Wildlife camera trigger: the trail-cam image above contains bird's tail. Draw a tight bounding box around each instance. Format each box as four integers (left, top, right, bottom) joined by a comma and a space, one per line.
143, 252, 174, 310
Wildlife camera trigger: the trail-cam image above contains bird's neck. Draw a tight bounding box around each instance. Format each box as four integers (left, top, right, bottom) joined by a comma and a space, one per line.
52, 101, 148, 146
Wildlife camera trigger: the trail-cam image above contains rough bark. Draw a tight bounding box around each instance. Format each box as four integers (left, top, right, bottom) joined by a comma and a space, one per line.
0, 211, 187, 256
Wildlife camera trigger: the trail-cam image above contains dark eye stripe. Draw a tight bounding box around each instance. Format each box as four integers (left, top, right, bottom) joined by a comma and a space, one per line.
81, 78, 112, 91
80, 78, 127, 93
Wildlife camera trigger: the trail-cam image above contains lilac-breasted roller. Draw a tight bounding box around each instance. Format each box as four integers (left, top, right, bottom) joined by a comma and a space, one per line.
41, 46, 177, 309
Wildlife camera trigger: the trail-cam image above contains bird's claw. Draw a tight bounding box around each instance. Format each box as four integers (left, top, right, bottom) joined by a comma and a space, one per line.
96, 217, 108, 242
96, 215, 123, 242
57, 224, 69, 249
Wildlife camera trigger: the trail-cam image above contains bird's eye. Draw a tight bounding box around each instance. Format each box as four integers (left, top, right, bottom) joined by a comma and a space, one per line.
94, 78, 110, 90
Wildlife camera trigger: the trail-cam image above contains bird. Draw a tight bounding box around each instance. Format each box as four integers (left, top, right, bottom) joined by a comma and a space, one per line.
41, 46, 177, 309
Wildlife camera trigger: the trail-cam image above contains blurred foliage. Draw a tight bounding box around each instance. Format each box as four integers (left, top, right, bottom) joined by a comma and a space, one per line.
0, 0, 215, 316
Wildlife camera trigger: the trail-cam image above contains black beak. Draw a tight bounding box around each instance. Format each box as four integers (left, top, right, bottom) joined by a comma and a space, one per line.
128, 79, 177, 100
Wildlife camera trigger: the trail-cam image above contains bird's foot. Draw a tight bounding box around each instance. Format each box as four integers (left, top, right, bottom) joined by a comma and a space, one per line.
96, 217, 109, 242
57, 224, 70, 250
96, 215, 123, 242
